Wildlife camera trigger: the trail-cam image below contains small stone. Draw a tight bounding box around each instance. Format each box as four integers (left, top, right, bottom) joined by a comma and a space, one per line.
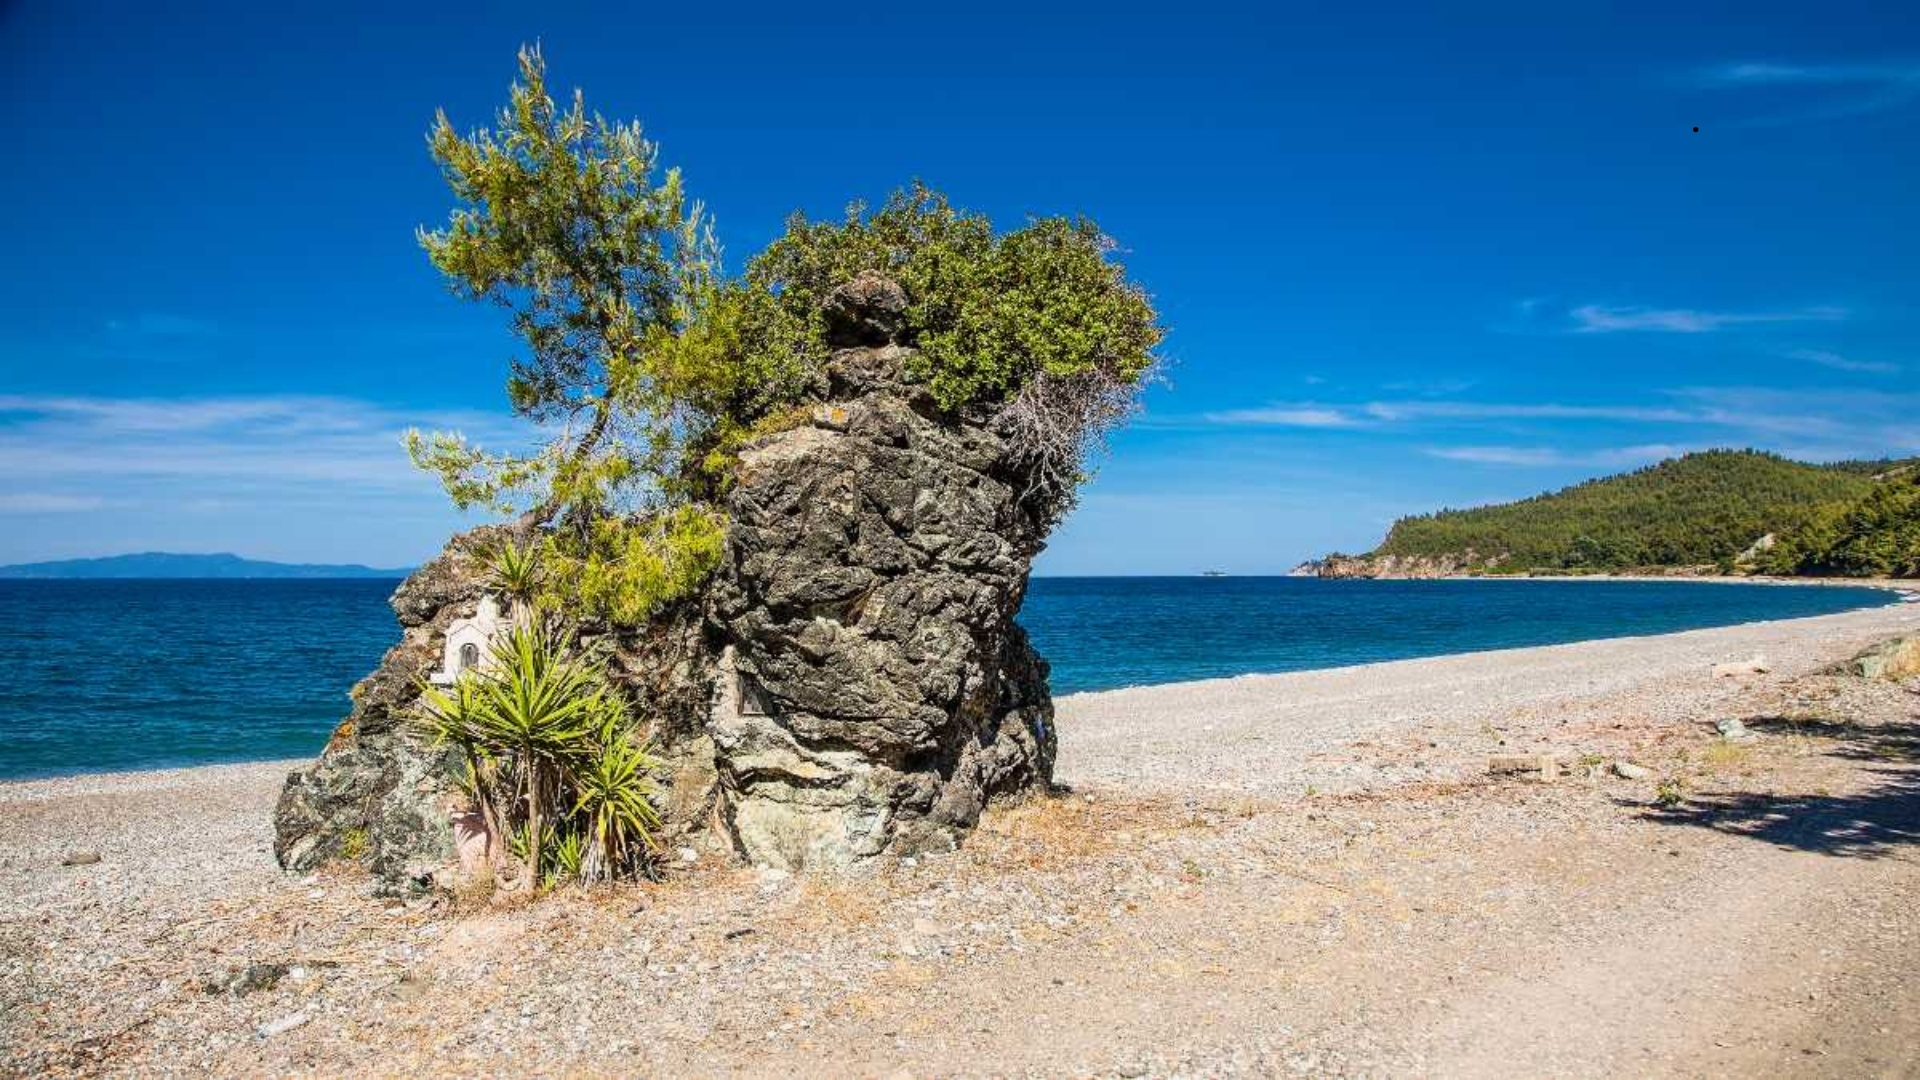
810, 404, 850, 432
59, 850, 101, 867
1612, 761, 1654, 781
678, 847, 699, 863
256, 1011, 310, 1039
1715, 718, 1755, 741
821, 270, 908, 346
204, 963, 290, 997
911, 918, 940, 937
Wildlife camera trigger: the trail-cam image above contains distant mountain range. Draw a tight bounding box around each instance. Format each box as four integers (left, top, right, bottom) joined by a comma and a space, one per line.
0, 552, 412, 579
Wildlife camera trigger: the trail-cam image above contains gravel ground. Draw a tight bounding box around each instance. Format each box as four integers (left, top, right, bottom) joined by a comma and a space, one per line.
3, 591, 1918, 1077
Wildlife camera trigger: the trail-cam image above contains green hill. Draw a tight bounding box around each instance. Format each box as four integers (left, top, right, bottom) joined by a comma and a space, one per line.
1759, 464, 1920, 578
1367, 450, 1902, 574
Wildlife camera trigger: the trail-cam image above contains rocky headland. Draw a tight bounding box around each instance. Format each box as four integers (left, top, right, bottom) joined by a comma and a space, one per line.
274, 277, 1060, 887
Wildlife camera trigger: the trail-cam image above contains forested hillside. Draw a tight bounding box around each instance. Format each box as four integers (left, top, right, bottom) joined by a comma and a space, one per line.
1370, 450, 1891, 572
1761, 465, 1920, 578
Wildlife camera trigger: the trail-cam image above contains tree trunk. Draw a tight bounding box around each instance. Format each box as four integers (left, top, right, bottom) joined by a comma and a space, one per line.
522, 763, 543, 891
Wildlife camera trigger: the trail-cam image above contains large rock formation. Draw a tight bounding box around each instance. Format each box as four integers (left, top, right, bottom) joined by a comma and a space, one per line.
273, 527, 504, 884
274, 275, 1059, 885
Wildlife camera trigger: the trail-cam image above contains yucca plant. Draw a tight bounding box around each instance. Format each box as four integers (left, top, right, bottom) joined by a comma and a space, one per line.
572, 694, 665, 882
417, 674, 506, 865
487, 536, 544, 619
473, 624, 603, 889
546, 827, 585, 888
412, 619, 665, 892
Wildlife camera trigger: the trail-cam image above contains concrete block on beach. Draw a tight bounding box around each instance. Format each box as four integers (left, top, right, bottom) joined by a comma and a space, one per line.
1712, 655, 1771, 678
1488, 753, 1561, 780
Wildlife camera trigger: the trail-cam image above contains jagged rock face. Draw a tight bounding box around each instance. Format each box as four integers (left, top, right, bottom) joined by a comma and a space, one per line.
708, 344, 1056, 870
273, 277, 1059, 883
272, 527, 504, 884
1315, 552, 1503, 579
272, 527, 724, 889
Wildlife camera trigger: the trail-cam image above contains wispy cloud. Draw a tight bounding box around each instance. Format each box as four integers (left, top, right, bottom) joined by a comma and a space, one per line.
1200, 405, 1367, 428
1359, 400, 1698, 424
1668, 386, 1920, 455
0, 493, 108, 513
1787, 348, 1900, 375
1424, 444, 1688, 469
1204, 399, 1697, 428
1695, 60, 1920, 125
1569, 304, 1846, 334
1200, 385, 1920, 463
0, 394, 523, 502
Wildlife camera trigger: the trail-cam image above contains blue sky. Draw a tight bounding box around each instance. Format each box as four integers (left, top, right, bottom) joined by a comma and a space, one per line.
1, 1, 1915, 573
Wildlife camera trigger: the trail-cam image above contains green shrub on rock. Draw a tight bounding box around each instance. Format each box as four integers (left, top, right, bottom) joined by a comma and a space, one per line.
745, 183, 1161, 411
416, 624, 665, 888
407, 49, 1161, 611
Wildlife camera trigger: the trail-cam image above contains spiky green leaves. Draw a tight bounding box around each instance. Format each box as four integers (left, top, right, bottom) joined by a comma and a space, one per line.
412, 624, 667, 887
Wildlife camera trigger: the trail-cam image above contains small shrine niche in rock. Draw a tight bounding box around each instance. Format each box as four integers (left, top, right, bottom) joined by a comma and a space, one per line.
429, 594, 509, 685
736, 670, 775, 717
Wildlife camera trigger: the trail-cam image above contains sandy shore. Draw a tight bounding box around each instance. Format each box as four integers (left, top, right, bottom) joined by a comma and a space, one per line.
4, 595, 1918, 1076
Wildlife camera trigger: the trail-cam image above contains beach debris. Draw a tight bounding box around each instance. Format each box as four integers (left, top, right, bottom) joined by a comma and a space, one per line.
255, 1012, 310, 1040
390, 973, 431, 1002
1712, 655, 1772, 678
1612, 761, 1654, 781
1488, 754, 1561, 780
59, 849, 102, 867
203, 963, 290, 997
1715, 718, 1756, 741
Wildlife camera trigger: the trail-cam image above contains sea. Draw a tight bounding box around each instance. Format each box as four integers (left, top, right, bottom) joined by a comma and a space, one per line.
0, 577, 1895, 781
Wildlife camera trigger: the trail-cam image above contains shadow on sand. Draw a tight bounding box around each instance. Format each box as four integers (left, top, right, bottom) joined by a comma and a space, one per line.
1639, 715, 1920, 860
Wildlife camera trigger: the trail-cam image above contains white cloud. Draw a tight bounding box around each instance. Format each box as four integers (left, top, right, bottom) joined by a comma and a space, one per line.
1359, 400, 1698, 424
1569, 304, 1846, 334
1787, 348, 1900, 375
1198, 384, 1920, 463
1695, 60, 1920, 125
0, 394, 525, 496
1425, 444, 1687, 469
0, 493, 108, 513
1200, 405, 1367, 428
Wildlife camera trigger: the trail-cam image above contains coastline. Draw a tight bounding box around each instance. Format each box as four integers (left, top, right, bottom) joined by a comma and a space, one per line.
2, 578, 1913, 792
6, 600, 1918, 1074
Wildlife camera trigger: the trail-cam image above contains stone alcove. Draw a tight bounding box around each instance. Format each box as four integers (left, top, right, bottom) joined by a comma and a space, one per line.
428, 594, 510, 686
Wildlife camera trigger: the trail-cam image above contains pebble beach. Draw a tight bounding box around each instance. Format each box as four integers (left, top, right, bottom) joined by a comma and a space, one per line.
4, 588, 1918, 1076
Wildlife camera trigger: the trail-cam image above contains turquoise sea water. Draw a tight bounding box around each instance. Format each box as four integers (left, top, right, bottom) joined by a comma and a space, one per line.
0, 577, 1894, 781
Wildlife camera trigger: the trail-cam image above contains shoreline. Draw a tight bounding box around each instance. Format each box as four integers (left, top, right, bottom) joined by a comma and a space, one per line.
4, 590, 1917, 1074
5, 580, 1914, 792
